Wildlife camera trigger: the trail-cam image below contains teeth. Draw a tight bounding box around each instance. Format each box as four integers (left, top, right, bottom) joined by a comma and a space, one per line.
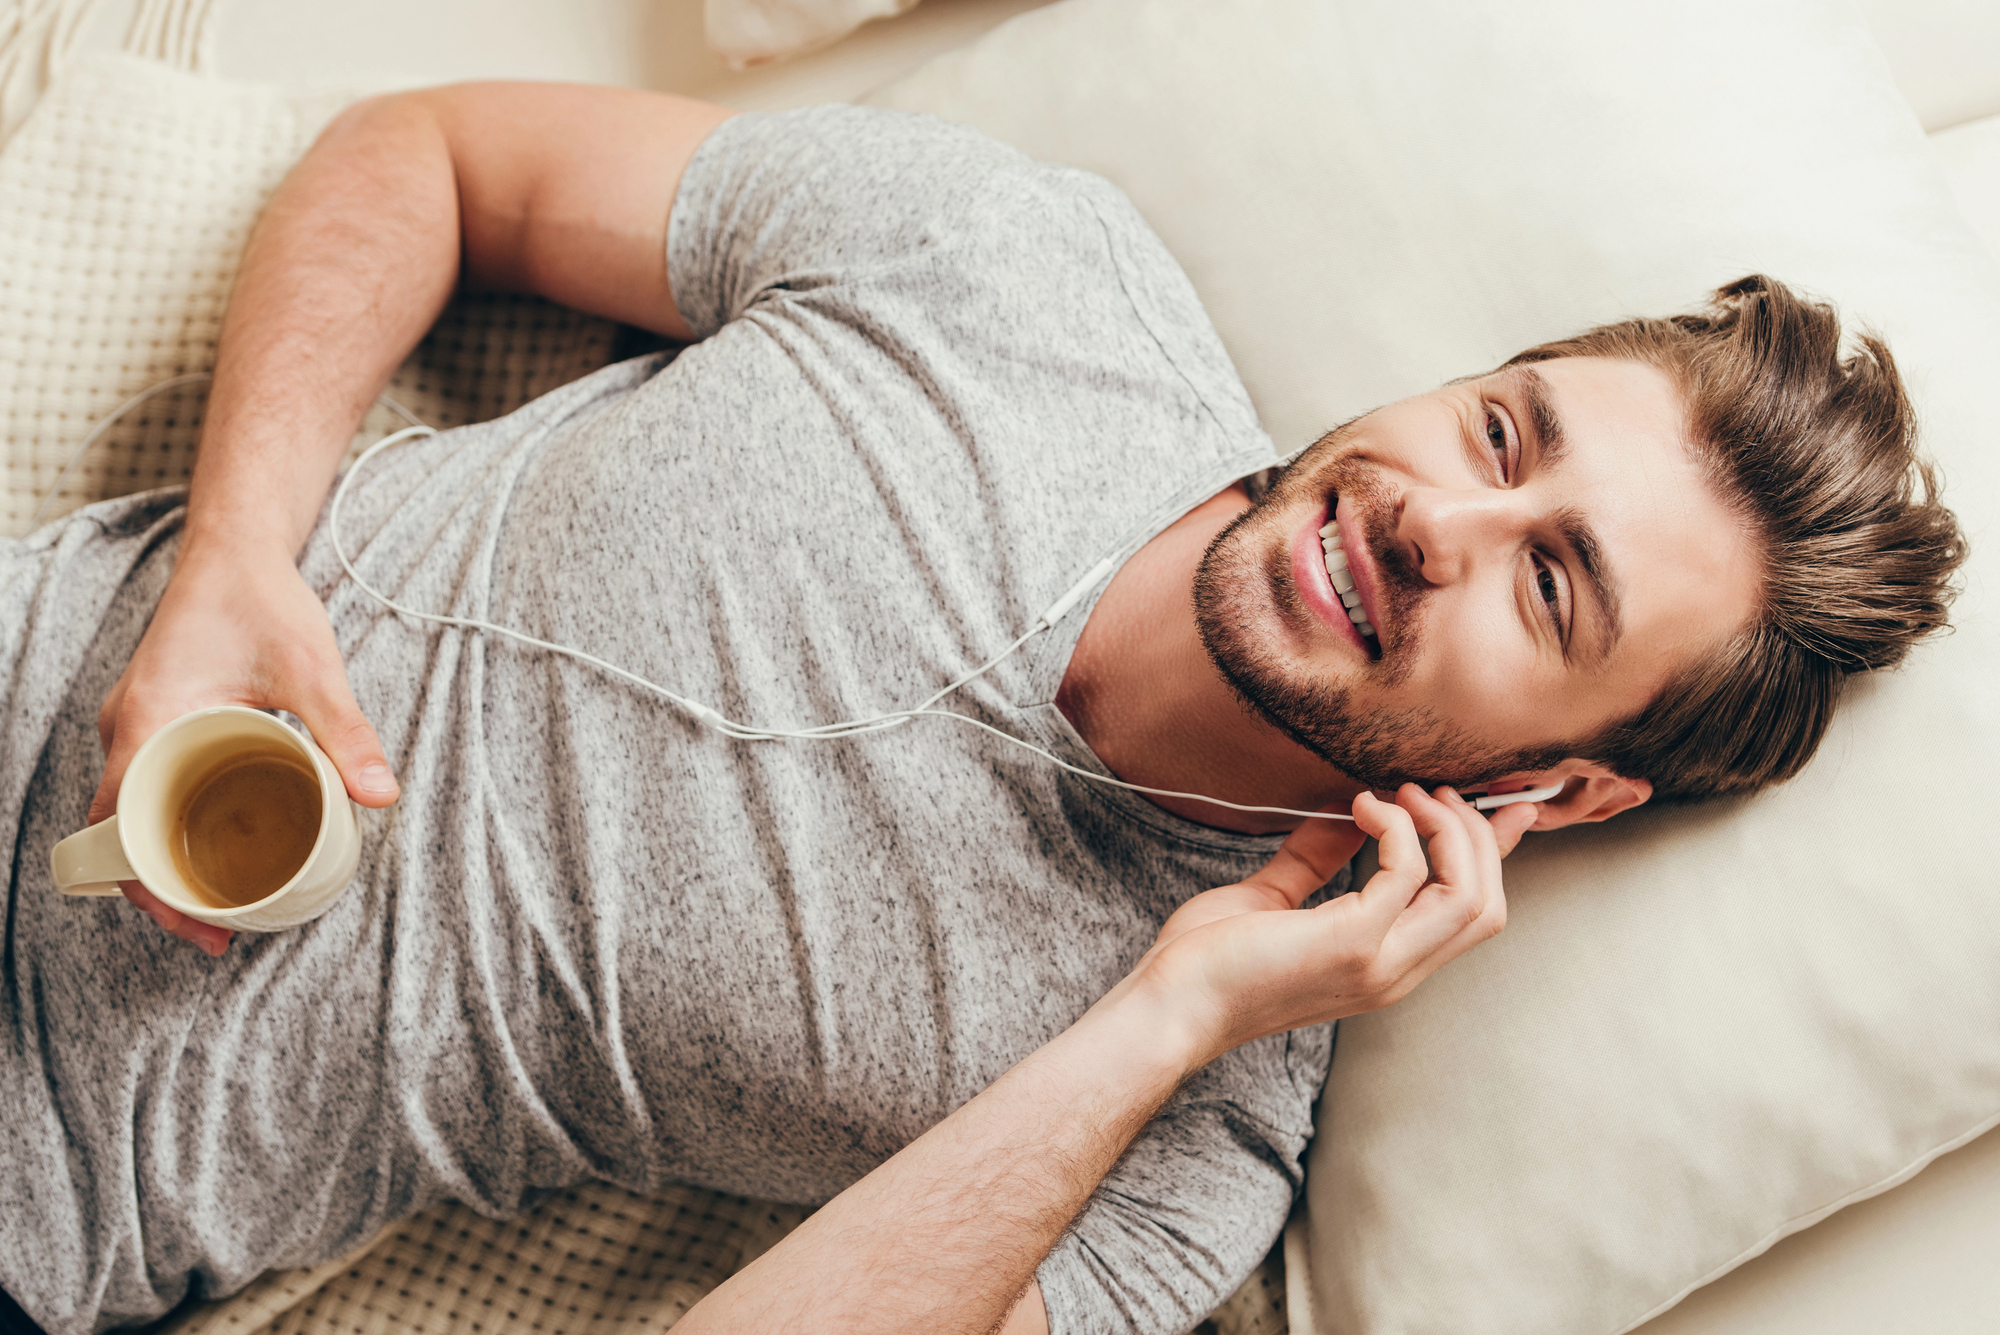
1321, 516, 1375, 642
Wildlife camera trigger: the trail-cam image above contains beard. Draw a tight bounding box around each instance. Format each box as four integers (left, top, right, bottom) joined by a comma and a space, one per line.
1192, 428, 1575, 791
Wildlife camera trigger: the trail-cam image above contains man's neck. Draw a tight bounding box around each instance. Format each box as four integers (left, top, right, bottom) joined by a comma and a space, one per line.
1054, 484, 1363, 834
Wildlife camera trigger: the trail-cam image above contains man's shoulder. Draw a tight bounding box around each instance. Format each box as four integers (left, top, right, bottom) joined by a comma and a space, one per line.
703, 103, 1152, 261
677, 103, 1272, 465
749, 105, 1257, 423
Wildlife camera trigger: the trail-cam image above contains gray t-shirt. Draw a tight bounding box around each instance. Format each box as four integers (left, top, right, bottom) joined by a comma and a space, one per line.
0, 106, 1339, 1334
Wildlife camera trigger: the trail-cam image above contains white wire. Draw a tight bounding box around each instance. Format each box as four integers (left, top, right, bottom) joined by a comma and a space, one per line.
376, 395, 427, 430
328, 424, 1364, 823
66, 376, 1565, 827
32, 373, 210, 527
31, 370, 427, 527
901, 709, 1367, 821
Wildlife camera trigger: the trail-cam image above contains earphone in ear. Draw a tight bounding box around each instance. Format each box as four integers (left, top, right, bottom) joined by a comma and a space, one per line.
1470, 783, 1566, 811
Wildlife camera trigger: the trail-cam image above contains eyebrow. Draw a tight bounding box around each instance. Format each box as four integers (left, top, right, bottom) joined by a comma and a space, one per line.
1510, 366, 1623, 658
1514, 365, 1568, 468
1554, 506, 1623, 659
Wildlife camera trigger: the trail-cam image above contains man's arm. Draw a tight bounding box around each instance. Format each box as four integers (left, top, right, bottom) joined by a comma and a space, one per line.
90, 85, 733, 952
677, 786, 1528, 1335
188, 82, 732, 558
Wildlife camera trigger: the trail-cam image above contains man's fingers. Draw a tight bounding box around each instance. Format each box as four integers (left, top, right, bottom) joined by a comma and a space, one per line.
88, 693, 182, 826
122, 881, 234, 956
1379, 788, 1507, 973
1403, 785, 1475, 882
295, 676, 399, 808
86, 775, 120, 829
1246, 809, 1367, 908
96, 675, 128, 755
1488, 801, 1538, 858
90, 735, 139, 825
1374, 786, 1480, 954
1341, 790, 1430, 933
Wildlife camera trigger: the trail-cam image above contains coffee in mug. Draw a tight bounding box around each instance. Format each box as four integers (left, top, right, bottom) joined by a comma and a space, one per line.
50, 706, 364, 932
171, 745, 324, 908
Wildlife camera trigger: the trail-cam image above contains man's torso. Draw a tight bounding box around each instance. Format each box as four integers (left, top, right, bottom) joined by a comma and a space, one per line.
1, 106, 1332, 1334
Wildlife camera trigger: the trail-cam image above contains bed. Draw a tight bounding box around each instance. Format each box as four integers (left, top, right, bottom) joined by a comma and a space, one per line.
4, 1, 1998, 1331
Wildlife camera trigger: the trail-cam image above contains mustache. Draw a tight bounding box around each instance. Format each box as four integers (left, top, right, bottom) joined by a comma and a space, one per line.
1278, 454, 1426, 658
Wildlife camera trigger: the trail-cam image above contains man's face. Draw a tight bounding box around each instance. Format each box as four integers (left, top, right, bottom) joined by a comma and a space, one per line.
1194, 356, 1762, 791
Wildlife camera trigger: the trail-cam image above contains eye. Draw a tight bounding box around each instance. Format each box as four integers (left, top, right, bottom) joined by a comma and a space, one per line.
1483, 408, 1517, 481
1532, 555, 1565, 635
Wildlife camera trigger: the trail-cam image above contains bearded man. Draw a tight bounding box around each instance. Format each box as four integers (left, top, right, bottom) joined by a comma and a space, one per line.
0, 86, 1963, 1335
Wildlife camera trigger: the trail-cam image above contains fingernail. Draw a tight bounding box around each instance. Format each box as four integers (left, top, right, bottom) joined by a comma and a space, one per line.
359, 761, 396, 793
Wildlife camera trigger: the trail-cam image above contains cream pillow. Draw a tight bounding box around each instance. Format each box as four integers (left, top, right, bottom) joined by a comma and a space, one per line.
870, 2, 2000, 1331
1854, 0, 2000, 131
705, 0, 923, 68
1935, 113, 2000, 259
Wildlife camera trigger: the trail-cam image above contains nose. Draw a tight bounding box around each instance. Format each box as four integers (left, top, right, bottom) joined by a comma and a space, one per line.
1393, 486, 1531, 587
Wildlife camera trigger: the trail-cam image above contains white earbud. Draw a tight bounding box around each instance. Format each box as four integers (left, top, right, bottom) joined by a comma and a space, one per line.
1470, 782, 1565, 811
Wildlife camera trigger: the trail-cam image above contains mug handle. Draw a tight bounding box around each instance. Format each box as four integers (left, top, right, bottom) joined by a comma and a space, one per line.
51, 816, 135, 896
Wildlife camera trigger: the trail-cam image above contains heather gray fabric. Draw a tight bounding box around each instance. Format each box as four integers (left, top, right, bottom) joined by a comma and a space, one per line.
0, 107, 1342, 1335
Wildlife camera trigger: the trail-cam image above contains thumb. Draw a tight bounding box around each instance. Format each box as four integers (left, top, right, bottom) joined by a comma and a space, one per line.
1244, 806, 1367, 909
1489, 801, 1539, 858
294, 677, 399, 808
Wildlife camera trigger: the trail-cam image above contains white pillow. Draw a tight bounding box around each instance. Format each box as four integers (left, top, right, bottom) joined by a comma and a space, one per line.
868, 2, 2000, 1331
705, 0, 923, 69
1855, 0, 2000, 131
1934, 113, 2000, 260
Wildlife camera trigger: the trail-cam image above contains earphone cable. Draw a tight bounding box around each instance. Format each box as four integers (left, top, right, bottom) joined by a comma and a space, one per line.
329, 424, 1360, 823
63, 375, 1362, 826
32, 371, 426, 527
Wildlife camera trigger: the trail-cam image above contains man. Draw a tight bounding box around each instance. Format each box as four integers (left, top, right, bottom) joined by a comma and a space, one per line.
0, 85, 1962, 1334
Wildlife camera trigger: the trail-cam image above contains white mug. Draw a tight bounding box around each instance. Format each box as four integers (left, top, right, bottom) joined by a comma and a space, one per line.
49, 705, 362, 932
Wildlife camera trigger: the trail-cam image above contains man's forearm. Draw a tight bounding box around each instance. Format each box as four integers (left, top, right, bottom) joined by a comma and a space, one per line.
671, 784, 1517, 1334
676, 978, 1205, 1335
184, 83, 731, 563
186, 96, 461, 562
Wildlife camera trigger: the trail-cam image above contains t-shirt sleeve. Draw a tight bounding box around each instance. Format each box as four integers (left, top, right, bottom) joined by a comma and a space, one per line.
1037, 1024, 1335, 1335
664, 101, 1272, 458
667, 104, 1104, 340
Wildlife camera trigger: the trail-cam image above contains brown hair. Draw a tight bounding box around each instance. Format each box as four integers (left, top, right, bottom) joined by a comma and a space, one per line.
1508, 275, 1966, 800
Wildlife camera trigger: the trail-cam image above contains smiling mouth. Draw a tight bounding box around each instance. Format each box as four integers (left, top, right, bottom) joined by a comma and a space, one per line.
1317, 513, 1380, 645
1312, 515, 1376, 639
1288, 493, 1382, 661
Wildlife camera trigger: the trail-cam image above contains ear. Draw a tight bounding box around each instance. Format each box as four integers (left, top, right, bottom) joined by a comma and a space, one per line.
1483, 761, 1652, 830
